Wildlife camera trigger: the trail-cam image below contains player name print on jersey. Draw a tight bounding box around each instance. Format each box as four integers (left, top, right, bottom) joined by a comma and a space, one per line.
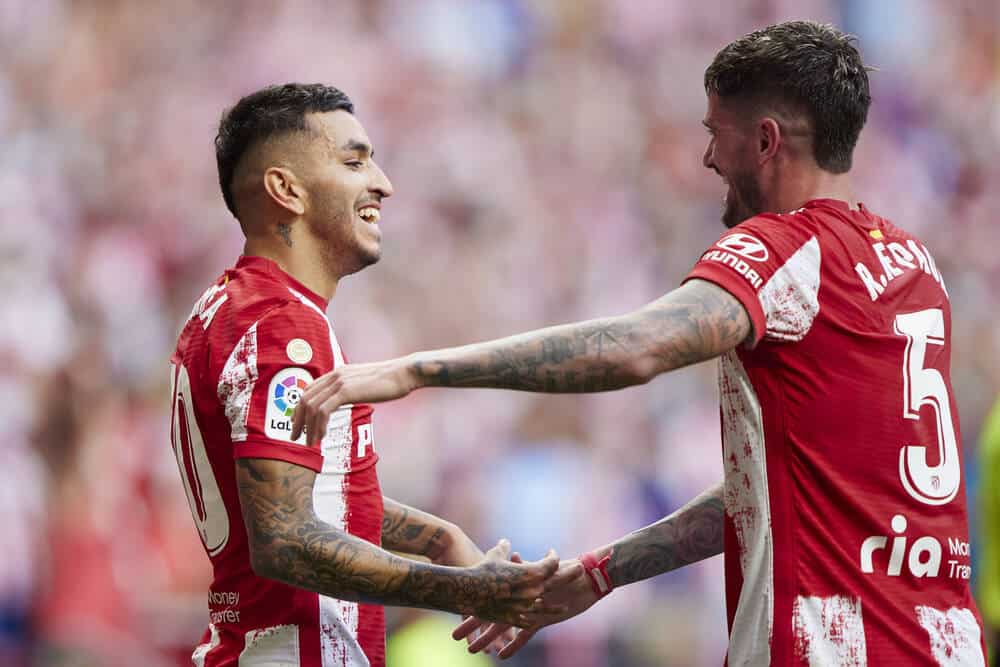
854, 238, 947, 302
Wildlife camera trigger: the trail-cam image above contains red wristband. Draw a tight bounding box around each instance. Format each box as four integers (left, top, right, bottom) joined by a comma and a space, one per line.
580, 550, 613, 598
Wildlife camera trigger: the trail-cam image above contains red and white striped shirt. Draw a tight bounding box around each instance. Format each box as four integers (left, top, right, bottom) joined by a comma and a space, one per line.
686, 199, 986, 666
170, 255, 384, 667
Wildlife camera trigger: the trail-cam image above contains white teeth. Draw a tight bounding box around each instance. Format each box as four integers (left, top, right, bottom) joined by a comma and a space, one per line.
358, 207, 380, 223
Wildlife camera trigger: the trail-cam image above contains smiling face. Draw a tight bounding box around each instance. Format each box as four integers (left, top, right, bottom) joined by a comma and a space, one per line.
702, 94, 765, 229
299, 110, 394, 276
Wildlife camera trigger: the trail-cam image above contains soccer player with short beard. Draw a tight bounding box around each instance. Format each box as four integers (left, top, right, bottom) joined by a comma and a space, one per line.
169, 84, 561, 667
292, 23, 987, 665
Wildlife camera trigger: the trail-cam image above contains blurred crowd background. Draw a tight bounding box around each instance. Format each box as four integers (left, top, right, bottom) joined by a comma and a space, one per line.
2, 1, 998, 665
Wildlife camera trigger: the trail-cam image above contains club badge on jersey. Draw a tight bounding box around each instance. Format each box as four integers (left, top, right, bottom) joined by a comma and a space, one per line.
265, 367, 313, 444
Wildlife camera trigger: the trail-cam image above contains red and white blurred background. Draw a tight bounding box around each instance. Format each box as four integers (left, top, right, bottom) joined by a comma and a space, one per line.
1, 1, 997, 665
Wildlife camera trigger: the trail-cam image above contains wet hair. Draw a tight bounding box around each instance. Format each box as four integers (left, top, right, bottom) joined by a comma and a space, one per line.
704, 20, 871, 173
215, 83, 354, 218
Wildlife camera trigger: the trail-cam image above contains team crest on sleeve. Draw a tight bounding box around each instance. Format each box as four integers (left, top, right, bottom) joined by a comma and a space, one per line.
265, 367, 314, 444
717, 233, 769, 262
286, 338, 313, 364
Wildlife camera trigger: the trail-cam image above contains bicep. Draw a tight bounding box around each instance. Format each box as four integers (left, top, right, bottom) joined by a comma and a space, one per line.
235, 458, 317, 552
631, 279, 752, 377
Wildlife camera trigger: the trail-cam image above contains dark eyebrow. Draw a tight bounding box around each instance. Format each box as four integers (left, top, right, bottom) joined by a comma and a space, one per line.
341, 139, 373, 157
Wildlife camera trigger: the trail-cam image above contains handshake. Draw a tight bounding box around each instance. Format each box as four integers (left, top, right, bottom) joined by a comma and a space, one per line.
452, 540, 611, 659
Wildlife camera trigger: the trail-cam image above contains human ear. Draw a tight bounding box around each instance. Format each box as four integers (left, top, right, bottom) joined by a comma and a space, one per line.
758, 117, 782, 163
263, 167, 306, 216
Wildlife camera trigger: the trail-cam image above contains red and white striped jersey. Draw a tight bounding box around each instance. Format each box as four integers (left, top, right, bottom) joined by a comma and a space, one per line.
169, 255, 384, 667
685, 199, 986, 666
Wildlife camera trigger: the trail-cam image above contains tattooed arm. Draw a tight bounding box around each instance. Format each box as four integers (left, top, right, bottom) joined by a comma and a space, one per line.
235, 458, 557, 625
292, 280, 750, 442
604, 481, 724, 585
381, 497, 523, 652
381, 497, 483, 567
454, 483, 725, 658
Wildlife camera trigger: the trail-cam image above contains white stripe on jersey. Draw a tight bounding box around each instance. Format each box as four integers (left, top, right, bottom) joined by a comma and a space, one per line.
719, 351, 774, 666
192, 624, 221, 667
286, 287, 358, 472
792, 595, 867, 666
312, 390, 363, 663
239, 624, 300, 665
758, 236, 821, 342
318, 401, 354, 475
217, 321, 259, 442
287, 288, 345, 366
916, 606, 985, 667
313, 461, 364, 665
291, 287, 366, 664
320, 595, 369, 667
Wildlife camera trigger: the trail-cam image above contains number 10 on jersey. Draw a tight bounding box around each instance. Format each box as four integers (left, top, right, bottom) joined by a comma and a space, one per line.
170, 363, 230, 555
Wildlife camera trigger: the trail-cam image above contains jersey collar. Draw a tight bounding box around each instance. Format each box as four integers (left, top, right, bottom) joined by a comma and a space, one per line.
803, 198, 869, 214
235, 255, 329, 311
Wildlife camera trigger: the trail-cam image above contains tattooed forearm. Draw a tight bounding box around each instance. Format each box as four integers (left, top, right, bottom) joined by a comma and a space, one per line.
607, 482, 724, 587
235, 459, 538, 624
410, 279, 750, 393
381, 497, 451, 560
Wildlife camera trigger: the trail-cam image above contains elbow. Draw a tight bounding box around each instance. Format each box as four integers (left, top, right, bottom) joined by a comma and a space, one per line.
247, 544, 290, 584
626, 355, 660, 386
248, 547, 277, 580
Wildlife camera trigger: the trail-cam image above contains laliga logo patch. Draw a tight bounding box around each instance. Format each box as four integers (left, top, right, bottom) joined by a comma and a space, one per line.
273, 375, 308, 416
265, 367, 314, 443
716, 233, 769, 262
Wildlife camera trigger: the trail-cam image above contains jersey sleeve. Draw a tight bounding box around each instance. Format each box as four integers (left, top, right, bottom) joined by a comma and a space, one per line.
683, 214, 822, 347
216, 301, 333, 471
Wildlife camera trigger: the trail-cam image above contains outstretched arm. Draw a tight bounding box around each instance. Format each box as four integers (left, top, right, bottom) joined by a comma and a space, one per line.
456, 482, 726, 658
236, 458, 557, 626
410, 281, 748, 393
293, 279, 750, 442
604, 481, 725, 585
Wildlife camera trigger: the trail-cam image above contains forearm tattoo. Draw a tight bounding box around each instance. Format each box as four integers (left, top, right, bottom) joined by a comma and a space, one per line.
411, 280, 749, 392
607, 483, 724, 587
381, 498, 449, 559
235, 459, 527, 621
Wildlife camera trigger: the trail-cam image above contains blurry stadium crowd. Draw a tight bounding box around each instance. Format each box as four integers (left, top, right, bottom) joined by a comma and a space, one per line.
1, 1, 998, 665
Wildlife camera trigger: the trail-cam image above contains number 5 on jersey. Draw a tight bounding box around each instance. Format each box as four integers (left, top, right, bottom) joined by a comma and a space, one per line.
894, 308, 960, 506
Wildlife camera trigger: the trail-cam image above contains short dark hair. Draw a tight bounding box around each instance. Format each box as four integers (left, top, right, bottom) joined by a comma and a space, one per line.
704, 21, 871, 173
215, 83, 354, 218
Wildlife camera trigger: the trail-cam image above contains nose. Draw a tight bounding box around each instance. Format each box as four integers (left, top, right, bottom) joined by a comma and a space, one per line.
702, 138, 715, 170
371, 161, 394, 199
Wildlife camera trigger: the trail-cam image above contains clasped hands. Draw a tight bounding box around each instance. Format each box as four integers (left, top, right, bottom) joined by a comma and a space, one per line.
456, 551, 601, 659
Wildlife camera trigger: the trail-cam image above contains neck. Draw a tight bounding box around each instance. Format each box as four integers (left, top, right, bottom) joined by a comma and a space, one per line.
765, 160, 858, 214
242, 236, 339, 301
